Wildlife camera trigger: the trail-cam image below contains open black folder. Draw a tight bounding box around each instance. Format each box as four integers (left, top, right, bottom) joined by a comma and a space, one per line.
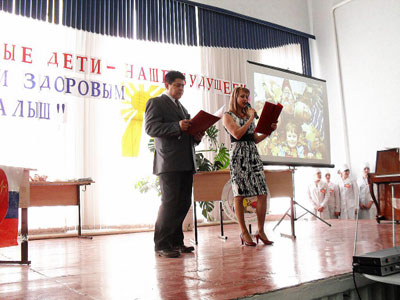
255, 102, 283, 135
188, 105, 224, 136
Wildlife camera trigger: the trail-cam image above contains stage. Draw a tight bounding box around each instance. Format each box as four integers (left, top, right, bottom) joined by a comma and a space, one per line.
0, 219, 399, 299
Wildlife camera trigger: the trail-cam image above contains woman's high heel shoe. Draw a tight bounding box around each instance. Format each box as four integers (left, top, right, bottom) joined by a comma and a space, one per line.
255, 233, 274, 245
240, 234, 256, 247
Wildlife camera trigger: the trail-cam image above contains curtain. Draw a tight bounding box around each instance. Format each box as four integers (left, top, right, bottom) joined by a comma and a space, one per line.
0, 9, 305, 232
3, 1, 312, 75
136, 0, 197, 46
199, 44, 303, 219
79, 35, 202, 229
62, 0, 135, 38
0, 12, 86, 232
200, 44, 303, 152
0, 11, 203, 232
197, 7, 313, 76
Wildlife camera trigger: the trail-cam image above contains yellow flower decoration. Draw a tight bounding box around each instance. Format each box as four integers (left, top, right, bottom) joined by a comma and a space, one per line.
121, 83, 165, 157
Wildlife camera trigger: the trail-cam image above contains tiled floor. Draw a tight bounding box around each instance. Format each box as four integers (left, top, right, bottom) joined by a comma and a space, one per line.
0, 219, 394, 299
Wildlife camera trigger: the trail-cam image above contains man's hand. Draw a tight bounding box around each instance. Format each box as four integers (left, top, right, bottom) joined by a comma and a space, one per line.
317, 206, 324, 212
194, 131, 205, 142
179, 119, 191, 132
271, 122, 278, 131
335, 212, 340, 217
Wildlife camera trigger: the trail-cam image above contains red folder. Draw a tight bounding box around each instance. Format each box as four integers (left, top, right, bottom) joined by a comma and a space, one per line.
188, 110, 221, 135
255, 102, 283, 135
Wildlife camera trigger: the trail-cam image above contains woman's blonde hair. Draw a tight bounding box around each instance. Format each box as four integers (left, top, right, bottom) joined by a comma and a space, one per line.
229, 87, 250, 117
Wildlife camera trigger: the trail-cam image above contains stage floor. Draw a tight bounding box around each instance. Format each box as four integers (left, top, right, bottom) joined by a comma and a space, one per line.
0, 219, 396, 299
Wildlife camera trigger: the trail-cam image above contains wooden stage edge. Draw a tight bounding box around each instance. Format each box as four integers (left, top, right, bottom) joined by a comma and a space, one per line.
0, 219, 399, 299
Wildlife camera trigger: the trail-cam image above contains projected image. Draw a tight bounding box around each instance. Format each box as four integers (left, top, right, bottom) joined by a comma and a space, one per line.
252, 71, 329, 164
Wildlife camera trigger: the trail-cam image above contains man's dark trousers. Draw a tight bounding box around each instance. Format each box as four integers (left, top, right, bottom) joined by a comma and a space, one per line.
154, 171, 193, 251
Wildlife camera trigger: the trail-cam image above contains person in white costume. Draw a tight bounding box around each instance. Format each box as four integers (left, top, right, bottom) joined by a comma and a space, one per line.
357, 162, 377, 219
338, 164, 359, 219
307, 168, 330, 219
324, 171, 340, 219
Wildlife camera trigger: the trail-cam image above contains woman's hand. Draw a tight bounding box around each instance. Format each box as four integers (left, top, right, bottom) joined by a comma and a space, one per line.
271, 122, 278, 131
247, 108, 256, 120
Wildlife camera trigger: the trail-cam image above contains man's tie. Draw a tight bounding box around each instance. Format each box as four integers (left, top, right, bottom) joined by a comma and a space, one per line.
175, 99, 188, 119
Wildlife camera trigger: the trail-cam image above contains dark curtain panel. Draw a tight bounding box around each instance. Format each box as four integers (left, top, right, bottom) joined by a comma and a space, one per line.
135, 0, 197, 46
1, 0, 312, 75
197, 7, 312, 76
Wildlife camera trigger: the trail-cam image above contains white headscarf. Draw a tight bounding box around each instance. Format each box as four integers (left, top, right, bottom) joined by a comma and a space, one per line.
362, 162, 370, 170
339, 164, 350, 173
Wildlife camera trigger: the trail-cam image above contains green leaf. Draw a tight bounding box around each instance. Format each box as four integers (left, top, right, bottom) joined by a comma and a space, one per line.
134, 178, 151, 194
140, 123, 230, 207
205, 125, 219, 150
134, 176, 160, 197
198, 201, 215, 221
213, 161, 223, 171
154, 176, 161, 196
214, 145, 230, 170
206, 125, 218, 140
195, 153, 213, 172
148, 138, 155, 153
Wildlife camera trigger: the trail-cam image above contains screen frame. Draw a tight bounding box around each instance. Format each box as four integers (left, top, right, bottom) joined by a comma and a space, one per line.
247, 60, 333, 168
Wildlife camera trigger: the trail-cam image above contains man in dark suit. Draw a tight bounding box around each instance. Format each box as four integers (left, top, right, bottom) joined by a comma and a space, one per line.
145, 71, 204, 258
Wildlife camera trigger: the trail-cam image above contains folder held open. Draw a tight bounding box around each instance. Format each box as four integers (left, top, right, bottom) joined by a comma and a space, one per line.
254, 102, 283, 135
188, 105, 225, 135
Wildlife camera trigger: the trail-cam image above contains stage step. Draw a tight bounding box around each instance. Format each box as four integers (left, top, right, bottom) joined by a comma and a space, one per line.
243, 273, 400, 300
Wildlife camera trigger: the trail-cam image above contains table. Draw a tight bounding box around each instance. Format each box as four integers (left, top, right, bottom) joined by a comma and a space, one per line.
0, 179, 93, 265
192, 169, 293, 244
364, 273, 400, 285
29, 180, 94, 236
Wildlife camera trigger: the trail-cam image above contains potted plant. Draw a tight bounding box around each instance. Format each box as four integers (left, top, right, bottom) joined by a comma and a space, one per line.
135, 125, 230, 221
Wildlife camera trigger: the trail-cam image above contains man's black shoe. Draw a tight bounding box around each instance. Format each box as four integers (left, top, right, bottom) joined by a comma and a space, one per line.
156, 249, 180, 258
174, 245, 195, 253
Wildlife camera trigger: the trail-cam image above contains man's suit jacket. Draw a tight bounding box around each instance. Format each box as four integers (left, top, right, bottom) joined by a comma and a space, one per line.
145, 94, 197, 175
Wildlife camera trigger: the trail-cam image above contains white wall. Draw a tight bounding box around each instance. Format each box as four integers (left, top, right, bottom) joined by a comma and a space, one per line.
308, 0, 348, 173
188, 0, 327, 207
189, 0, 311, 34
193, 0, 400, 179
310, 0, 400, 178
189, 0, 400, 204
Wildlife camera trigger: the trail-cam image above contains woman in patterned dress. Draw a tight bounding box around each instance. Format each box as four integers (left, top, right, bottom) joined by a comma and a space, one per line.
223, 87, 277, 246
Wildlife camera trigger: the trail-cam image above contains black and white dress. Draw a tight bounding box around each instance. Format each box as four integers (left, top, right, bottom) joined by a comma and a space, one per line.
225, 112, 268, 197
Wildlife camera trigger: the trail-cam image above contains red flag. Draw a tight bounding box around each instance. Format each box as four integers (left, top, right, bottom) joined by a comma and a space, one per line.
0, 168, 19, 248
0, 169, 8, 223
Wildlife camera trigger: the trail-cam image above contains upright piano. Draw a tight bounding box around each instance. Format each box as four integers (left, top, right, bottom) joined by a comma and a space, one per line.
368, 148, 400, 221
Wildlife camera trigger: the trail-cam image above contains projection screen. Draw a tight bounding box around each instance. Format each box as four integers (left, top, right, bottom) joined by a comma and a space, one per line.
247, 61, 332, 167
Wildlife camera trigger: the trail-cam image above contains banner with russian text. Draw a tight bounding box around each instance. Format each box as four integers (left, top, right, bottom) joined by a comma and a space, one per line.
0, 11, 245, 163
0, 11, 245, 227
